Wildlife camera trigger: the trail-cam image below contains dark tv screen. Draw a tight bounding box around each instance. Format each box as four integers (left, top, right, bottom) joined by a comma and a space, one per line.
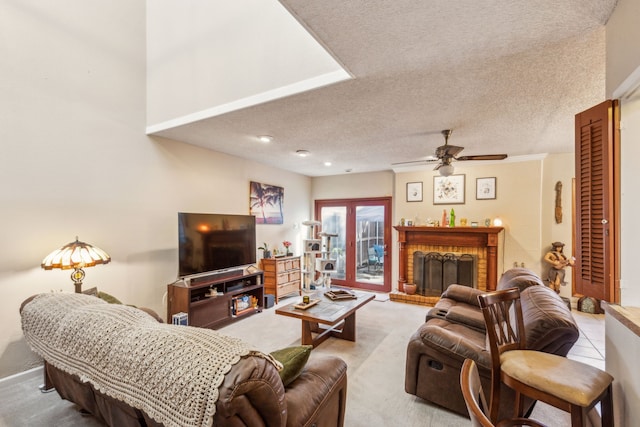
178, 212, 257, 277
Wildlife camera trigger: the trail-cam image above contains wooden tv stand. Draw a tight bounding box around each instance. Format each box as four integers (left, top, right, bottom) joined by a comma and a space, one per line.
167, 269, 264, 329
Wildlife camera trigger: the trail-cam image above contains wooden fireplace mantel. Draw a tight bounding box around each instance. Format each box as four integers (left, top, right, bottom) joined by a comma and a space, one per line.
394, 226, 504, 291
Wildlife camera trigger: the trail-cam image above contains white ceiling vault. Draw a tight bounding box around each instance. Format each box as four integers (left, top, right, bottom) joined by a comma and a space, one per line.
147, 0, 618, 177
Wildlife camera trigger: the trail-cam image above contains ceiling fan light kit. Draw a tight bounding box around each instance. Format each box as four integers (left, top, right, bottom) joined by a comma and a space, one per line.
439, 163, 454, 176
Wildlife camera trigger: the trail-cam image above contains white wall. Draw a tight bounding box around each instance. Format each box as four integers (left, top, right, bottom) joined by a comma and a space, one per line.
0, 1, 311, 378
606, 312, 640, 425
607, 0, 640, 307
146, 0, 349, 128
312, 171, 395, 201
619, 96, 640, 305
604, 3, 640, 424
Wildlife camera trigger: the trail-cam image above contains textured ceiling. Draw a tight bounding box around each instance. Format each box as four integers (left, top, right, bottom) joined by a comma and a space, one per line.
150, 0, 618, 177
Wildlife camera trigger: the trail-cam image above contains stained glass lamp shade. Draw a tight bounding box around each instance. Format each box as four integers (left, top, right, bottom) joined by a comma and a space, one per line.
41, 237, 111, 293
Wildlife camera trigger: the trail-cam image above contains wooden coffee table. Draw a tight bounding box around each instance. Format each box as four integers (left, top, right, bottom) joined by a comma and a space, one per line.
275, 289, 375, 347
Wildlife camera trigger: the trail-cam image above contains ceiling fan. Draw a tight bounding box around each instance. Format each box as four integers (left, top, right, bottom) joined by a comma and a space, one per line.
393, 130, 508, 176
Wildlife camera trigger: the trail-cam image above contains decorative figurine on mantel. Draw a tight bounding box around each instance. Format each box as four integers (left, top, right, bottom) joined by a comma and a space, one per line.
543, 241, 575, 293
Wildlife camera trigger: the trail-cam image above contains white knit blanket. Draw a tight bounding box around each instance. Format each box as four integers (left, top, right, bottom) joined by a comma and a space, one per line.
21, 293, 280, 427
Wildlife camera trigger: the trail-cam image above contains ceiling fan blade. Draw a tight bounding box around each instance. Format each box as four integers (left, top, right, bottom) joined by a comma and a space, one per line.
456, 154, 508, 161
436, 144, 464, 158
392, 158, 439, 166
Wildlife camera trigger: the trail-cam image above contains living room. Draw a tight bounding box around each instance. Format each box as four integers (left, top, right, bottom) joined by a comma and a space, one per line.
2, 1, 640, 426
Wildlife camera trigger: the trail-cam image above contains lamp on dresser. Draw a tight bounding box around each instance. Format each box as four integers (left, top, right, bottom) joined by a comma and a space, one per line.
41, 237, 111, 293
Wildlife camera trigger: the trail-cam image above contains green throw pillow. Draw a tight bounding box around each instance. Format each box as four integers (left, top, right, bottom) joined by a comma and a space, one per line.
270, 345, 312, 386
97, 291, 122, 305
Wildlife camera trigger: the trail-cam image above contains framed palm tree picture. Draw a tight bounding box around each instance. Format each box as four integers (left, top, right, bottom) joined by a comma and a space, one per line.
250, 181, 284, 224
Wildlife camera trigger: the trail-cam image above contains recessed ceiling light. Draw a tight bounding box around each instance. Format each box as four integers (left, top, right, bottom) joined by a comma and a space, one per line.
296, 150, 310, 157
324, 161, 332, 167
258, 135, 273, 143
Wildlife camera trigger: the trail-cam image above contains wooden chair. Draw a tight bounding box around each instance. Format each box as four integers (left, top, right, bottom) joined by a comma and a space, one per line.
460, 359, 547, 427
478, 288, 614, 427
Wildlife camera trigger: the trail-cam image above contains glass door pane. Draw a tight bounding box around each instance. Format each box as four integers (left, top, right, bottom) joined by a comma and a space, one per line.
320, 206, 346, 280
355, 205, 385, 285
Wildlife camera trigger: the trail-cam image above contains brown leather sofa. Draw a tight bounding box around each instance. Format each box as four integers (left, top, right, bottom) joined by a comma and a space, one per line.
405, 268, 579, 419
21, 294, 347, 427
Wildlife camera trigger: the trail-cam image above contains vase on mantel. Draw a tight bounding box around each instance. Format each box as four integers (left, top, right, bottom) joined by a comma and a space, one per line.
403, 283, 417, 295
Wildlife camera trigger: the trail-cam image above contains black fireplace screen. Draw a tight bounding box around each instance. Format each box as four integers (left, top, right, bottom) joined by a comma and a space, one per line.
413, 251, 476, 296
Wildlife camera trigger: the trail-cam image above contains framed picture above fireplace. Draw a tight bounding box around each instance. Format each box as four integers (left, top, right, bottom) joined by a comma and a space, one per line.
406, 181, 423, 202
433, 174, 465, 204
476, 177, 496, 200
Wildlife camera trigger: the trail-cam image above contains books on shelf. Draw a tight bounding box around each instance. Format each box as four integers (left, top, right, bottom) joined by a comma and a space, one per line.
231, 294, 258, 316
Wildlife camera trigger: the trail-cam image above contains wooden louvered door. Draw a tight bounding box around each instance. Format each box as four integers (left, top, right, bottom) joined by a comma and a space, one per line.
574, 100, 619, 303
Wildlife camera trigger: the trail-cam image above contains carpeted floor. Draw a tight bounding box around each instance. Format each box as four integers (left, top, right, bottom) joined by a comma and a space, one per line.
1, 292, 580, 426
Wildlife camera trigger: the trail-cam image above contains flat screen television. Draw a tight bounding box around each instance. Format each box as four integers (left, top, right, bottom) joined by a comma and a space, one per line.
178, 212, 257, 278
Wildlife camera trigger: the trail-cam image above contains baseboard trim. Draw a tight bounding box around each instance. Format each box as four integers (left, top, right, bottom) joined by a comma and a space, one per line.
0, 365, 43, 387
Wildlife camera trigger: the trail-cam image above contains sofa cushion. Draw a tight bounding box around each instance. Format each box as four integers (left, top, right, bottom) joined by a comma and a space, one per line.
418, 318, 491, 369
497, 268, 545, 291
284, 356, 348, 427
520, 285, 579, 354
445, 305, 486, 332
440, 284, 484, 307
270, 345, 312, 386
429, 285, 486, 332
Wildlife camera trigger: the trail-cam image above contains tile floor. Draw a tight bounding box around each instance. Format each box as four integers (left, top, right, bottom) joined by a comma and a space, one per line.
567, 310, 606, 370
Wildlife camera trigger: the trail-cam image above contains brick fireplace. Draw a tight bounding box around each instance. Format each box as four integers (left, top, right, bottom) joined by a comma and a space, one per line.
391, 226, 504, 305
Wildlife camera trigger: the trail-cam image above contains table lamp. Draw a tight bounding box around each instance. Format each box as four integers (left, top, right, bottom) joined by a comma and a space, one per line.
41, 237, 111, 293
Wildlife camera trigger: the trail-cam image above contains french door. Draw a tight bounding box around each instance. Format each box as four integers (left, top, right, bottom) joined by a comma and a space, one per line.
315, 197, 392, 292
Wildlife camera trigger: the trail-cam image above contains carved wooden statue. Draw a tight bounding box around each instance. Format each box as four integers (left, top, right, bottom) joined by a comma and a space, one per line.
543, 241, 575, 293
555, 181, 562, 224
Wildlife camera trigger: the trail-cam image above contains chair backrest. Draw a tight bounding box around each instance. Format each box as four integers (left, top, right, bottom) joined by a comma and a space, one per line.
477, 287, 526, 423
373, 244, 384, 258
368, 247, 377, 261
461, 359, 494, 427
478, 287, 526, 356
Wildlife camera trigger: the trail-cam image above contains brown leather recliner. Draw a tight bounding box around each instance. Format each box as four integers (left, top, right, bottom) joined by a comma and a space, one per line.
405, 268, 579, 419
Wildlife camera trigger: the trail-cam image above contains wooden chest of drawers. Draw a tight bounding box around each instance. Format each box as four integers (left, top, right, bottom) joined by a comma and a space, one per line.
261, 256, 302, 303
